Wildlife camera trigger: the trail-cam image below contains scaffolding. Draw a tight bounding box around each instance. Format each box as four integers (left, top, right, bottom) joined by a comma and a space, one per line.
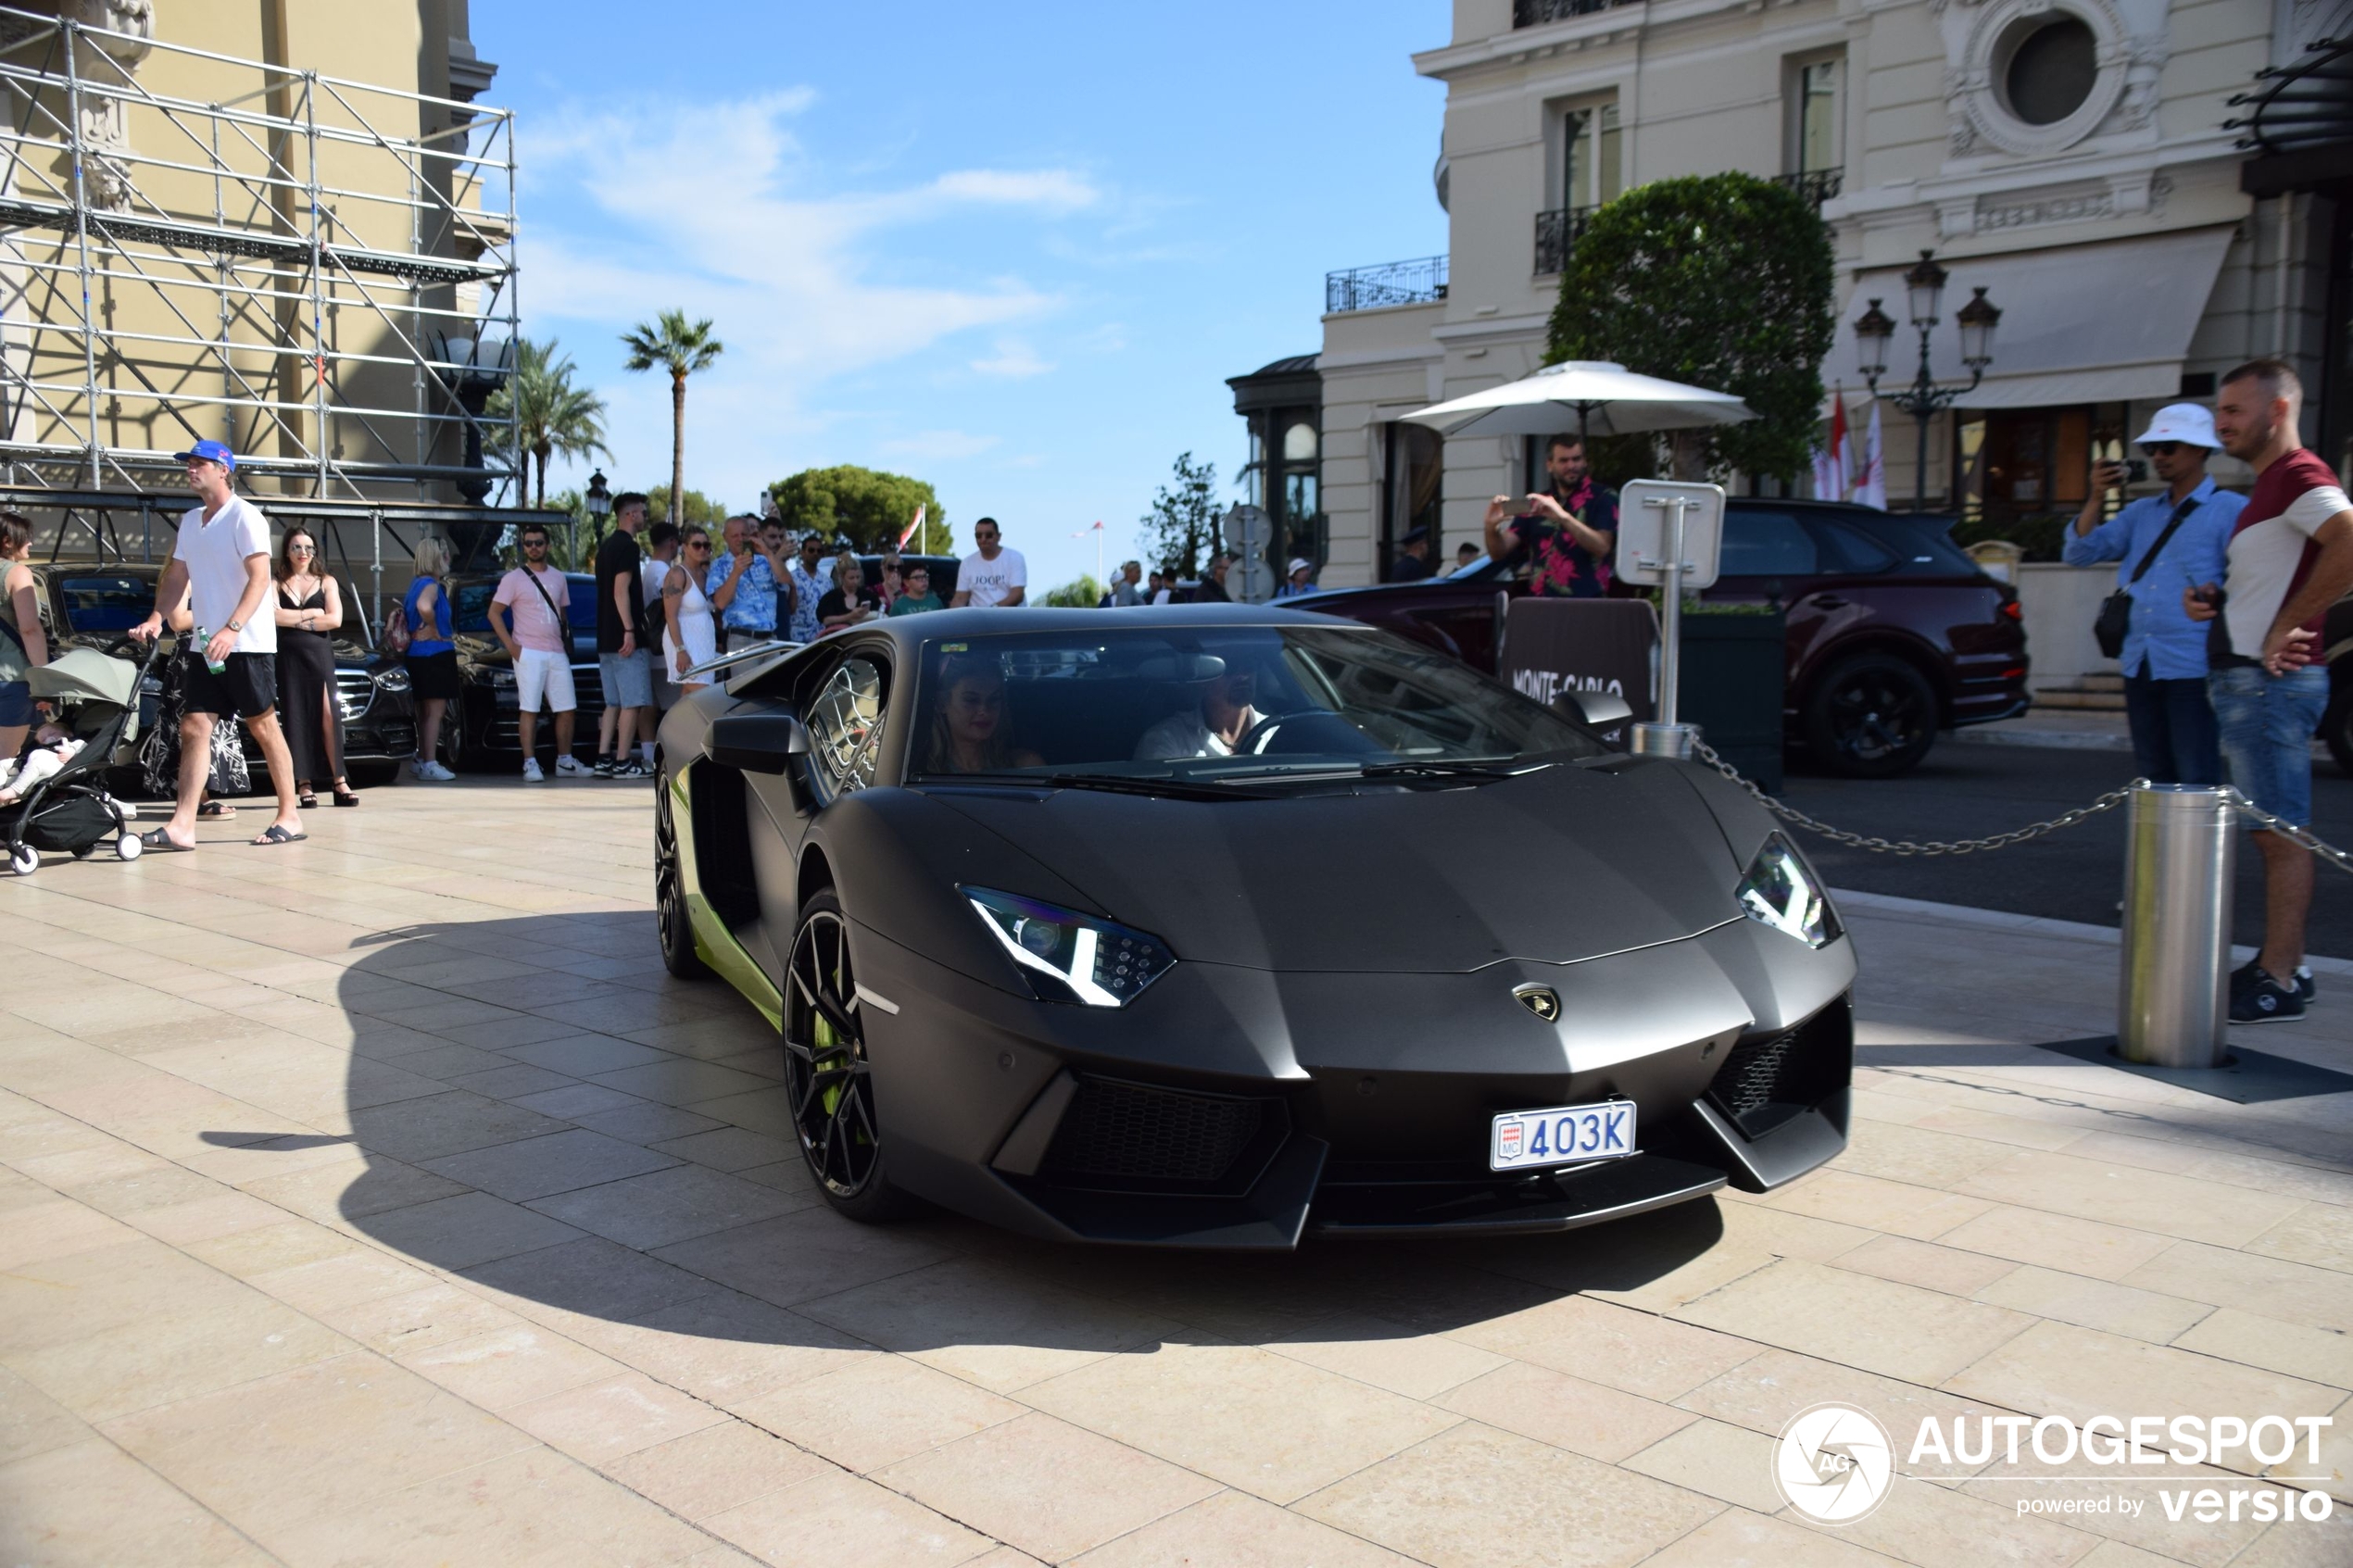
0, 3, 521, 503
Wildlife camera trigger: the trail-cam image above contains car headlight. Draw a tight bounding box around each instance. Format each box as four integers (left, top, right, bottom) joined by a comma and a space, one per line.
963, 886, 1176, 1007
1736, 834, 1840, 948
373, 668, 411, 692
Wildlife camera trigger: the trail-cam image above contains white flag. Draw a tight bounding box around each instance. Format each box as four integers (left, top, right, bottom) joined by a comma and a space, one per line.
1852, 402, 1888, 510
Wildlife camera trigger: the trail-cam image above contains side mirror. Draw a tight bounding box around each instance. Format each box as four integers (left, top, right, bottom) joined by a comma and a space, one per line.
1556, 689, 1633, 728
709, 710, 810, 774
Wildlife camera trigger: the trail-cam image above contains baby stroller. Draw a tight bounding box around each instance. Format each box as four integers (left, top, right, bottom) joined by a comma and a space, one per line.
4, 641, 164, 874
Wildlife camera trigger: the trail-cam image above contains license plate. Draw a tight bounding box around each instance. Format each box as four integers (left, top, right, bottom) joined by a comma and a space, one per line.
1491, 1100, 1637, 1172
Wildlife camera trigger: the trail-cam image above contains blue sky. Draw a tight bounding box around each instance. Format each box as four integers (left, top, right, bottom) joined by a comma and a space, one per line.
473, 2, 1447, 589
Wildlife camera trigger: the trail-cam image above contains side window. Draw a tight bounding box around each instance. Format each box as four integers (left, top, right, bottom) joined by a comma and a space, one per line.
1812, 519, 1899, 574
803, 655, 887, 798
1718, 513, 1818, 577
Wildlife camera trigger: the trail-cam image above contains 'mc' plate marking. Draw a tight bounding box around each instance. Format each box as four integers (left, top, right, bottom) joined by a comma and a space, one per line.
1491, 1101, 1636, 1173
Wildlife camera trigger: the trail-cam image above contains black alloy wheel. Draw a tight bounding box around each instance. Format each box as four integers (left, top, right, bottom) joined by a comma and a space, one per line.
1805, 652, 1938, 778
784, 890, 915, 1222
654, 769, 708, 979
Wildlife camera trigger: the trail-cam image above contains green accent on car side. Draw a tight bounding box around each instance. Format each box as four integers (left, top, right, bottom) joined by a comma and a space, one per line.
669, 768, 784, 1030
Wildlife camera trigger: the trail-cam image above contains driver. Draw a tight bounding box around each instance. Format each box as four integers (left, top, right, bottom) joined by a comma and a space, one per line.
923, 655, 1043, 773
1133, 661, 1267, 760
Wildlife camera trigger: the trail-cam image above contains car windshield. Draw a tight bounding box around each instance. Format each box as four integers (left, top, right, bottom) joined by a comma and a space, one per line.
908, 624, 1605, 784
53, 572, 156, 633
449, 575, 598, 638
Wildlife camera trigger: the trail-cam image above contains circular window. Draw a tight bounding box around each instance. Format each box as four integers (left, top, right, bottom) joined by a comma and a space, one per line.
2000, 16, 2097, 126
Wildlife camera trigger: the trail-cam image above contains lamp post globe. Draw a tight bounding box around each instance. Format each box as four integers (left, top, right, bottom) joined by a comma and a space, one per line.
1853, 298, 1895, 384
1903, 249, 1947, 330
585, 469, 611, 519
1957, 287, 2001, 370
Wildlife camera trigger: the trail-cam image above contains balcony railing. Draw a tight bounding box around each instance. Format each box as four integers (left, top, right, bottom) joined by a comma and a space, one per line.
1326, 254, 1449, 314
1515, 0, 1642, 24
1775, 168, 1845, 208
1533, 205, 1597, 274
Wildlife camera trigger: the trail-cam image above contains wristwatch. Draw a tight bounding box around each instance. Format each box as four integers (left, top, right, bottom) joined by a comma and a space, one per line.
224, 619, 242, 633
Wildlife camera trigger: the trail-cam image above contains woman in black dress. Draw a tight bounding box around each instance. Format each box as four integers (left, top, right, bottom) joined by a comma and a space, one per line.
271, 526, 355, 808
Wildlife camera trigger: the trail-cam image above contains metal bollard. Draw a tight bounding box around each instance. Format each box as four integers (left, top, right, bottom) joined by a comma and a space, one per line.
2117, 784, 2235, 1068
1630, 721, 1697, 759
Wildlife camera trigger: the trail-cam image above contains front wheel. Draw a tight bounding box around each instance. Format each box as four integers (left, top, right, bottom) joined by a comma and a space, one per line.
1804, 652, 1938, 778
654, 770, 708, 980
783, 890, 918, 1223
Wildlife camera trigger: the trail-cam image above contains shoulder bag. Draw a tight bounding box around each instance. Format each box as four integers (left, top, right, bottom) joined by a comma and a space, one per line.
2093, 495, 2201, 660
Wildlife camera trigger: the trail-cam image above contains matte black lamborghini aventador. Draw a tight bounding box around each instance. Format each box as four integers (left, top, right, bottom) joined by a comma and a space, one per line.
654, 605, 1855, 1248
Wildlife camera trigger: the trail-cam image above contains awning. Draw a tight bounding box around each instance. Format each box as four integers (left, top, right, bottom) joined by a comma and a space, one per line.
1832, 226, 2236, 409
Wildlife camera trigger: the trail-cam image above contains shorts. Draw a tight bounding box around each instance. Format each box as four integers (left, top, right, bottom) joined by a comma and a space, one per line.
598, 648, 652, 709
515, 646, 576, 713
2209, 664, 2329, 830
406, 649, 460, 701
0, 679, 30, 727
182, 649, 277, 721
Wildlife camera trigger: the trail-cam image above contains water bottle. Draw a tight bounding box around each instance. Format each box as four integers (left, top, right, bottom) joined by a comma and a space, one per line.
193, 625, 226, 675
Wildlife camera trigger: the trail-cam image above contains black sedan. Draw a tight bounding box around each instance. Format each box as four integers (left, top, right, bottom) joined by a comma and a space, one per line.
32, 562, 416, 785
653, 606, 1855, 1248
442, 571, 607, 768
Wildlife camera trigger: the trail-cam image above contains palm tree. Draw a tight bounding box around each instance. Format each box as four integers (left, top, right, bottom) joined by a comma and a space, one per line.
620, 310, 724, 513
488, 337, 612, 508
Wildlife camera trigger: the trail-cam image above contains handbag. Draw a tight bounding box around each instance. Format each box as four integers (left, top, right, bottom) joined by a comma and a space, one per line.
2093, 495, 2201, 661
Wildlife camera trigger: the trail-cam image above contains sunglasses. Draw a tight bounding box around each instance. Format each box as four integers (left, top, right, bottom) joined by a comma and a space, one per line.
522, 537, 547, 547
286, 543, 315, 554
2141, 442, 2182, 458
687, 540, 712, 550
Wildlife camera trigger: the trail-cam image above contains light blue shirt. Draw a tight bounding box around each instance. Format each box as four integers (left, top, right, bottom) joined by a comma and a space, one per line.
706, 551, 777, 633
2060, 477, 2243, 681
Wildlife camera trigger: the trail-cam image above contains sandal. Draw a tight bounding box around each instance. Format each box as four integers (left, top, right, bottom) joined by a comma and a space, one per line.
332, 787, 359, 808
297, 792, 319, 810
251, 823, 307, 846
138, 828, 195, 852
196, 800, 235, 819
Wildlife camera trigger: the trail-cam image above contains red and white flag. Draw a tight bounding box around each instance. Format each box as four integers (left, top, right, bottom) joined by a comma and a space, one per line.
896, 504, 926, 550
1811, 388, 1851, 502
1852, 402, 1888, 510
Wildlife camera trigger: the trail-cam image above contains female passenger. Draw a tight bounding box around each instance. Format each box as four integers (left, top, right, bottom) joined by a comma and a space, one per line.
922, 656, 1041, 774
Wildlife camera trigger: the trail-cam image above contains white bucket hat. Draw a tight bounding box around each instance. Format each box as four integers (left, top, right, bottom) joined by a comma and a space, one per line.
2133, 403, 2221, 449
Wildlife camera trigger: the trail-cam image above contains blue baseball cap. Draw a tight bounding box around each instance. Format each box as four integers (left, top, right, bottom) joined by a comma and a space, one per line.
173, 439, 235, 470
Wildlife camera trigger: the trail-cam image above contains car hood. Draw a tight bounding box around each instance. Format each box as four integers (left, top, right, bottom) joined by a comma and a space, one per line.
924, 760, 1748, 973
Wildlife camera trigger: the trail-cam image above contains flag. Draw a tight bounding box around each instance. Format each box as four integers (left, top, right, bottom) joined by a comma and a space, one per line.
896, 504, 926, 550
1852, 402, 1888, 510
1810, 388, 1850, 502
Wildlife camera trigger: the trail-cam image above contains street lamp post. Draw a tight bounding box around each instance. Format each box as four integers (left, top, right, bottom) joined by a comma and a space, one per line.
1853, 250, 2000, 512
584, 468, 611, 568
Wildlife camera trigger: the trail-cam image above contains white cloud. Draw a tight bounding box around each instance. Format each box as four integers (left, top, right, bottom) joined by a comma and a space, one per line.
970, 338, 1053, 378
928, 169, 1100, 210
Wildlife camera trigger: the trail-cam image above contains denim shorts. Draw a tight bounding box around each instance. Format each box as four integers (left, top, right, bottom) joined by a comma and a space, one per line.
0, 679, 29, 727
598, 649, 652, 709
2209, 664, 2329, 830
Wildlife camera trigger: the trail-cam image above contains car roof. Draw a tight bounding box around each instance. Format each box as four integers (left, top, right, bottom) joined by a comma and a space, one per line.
835, 603, 1346, 650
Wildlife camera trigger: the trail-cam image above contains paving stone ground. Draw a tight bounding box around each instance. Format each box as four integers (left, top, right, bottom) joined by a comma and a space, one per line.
1, 777, 2348, 1567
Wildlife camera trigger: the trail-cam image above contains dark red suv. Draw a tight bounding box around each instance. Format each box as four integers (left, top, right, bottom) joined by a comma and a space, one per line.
1291, 499, 2030, 777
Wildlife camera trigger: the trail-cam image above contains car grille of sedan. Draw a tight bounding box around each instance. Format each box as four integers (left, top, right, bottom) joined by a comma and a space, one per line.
1040, 1076, 1277, 1189
335, 670, 374, 721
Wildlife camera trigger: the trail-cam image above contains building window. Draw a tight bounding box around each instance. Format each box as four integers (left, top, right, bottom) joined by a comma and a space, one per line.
1796, 59, 1840, 174
2000, 16, 2097, 126
1563, 102, 1622, 211
1383, 422, 1442, 582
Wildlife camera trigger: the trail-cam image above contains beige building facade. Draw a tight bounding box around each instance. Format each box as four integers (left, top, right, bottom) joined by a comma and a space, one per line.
1300, 0, 2350, 589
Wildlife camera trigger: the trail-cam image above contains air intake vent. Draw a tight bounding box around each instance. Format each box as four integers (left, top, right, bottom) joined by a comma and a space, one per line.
1040, 1076, 1276, 1189
1705, 997, 1851, 1139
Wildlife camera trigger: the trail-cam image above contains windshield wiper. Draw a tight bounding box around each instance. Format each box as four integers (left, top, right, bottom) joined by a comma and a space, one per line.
915, 771, 1271, 801
1355, 757, 1559, 780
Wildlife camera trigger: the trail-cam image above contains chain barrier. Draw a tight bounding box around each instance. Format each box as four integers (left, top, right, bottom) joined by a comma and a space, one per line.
2221, 790, 2353, 876
1689, 737, 2137, 857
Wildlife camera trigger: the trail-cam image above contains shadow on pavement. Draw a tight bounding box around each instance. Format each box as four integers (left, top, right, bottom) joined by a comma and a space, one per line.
291, 910, 1732, 1355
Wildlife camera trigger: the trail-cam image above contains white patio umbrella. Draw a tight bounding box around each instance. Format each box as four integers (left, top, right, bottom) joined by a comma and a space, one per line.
1402, 360, 1754, 446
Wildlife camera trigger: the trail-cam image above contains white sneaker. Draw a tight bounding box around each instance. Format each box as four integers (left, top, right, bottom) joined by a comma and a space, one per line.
410, 759, 456, 782
553, 756, 590, 777
521, 759, 544, 783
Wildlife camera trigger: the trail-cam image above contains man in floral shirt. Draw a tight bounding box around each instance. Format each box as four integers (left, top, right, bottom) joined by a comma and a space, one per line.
1481, 434, 1617, 597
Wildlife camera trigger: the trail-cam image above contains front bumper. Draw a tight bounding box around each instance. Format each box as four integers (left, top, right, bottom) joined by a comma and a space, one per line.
849, 913, 1856, 1249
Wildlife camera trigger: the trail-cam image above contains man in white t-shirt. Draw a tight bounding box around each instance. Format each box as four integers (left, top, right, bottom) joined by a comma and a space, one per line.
950, 518, 1026, 608
127, 440, 303, 848
1134, 663, 1268, 760
2183, 359, 2353, 1022
489, 521, 588, 783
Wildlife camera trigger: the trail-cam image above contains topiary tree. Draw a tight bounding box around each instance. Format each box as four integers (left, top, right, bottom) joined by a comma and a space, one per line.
769, 465, 950, 552
1546, 172, 1834, 483
1043, 574, 1105, 608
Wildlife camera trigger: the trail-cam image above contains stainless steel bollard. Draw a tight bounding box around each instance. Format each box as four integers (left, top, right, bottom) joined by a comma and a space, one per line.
1630, 721, 1697, 759
2117, 784, 2235, 1067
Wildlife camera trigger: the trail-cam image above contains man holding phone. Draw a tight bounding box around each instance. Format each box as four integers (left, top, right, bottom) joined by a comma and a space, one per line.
2064, 403, 2241, 786
2184, 360, 2353, 1022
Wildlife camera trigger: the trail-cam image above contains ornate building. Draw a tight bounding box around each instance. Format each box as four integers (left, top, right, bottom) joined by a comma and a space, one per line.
1288, 0, 2349, 587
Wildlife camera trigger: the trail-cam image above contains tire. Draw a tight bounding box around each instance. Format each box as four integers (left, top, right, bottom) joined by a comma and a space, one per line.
783, 889, 920, 1223
654, 769, 709, 980
2323, 692, 2353, 778
9, 844, 36, 875
116, 831, 143, 861
1804, 652, 1939, 778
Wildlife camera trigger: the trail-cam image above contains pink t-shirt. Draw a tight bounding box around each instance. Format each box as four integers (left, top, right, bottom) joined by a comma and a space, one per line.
491, 566, 569, 654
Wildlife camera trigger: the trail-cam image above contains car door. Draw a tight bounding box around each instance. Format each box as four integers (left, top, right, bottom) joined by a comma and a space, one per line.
1704, 509, 1822, 687
737, 641, 894, 973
